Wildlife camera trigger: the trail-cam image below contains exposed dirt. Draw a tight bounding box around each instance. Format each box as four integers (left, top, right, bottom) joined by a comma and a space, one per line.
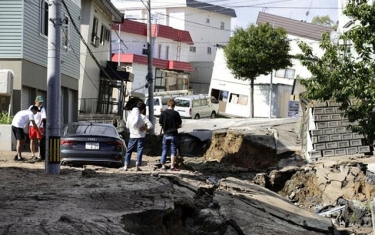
204, 130, 278, 170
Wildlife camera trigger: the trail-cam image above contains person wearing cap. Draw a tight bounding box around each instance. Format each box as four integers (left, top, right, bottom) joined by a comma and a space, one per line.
29, 96, 46, 160
12, 106, 42, 161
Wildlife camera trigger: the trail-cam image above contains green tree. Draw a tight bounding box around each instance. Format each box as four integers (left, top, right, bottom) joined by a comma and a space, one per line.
311, 15, 337, 29
297, 1, 375, 144
223, 23, 292, 117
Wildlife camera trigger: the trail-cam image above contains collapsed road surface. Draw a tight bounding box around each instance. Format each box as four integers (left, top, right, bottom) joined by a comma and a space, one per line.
0, 157, 334, 235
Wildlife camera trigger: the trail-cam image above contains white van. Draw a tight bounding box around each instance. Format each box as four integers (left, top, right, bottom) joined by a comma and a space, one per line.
145, 96, 170, 116
145, 90, 192, 116
174, 94, 219, 119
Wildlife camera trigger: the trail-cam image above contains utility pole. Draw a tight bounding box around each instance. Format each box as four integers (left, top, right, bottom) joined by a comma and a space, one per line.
46, 0, 61, 174
269, 22, 274, 119
269, 71, 273, 119
147, 0, 155, 135
117, 23, 123, 116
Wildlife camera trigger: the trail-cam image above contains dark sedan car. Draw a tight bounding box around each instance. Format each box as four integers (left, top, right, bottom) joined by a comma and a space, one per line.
60, 122, 126, 168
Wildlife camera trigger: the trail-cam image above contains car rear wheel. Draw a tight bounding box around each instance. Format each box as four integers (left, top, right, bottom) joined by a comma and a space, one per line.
210, 111, 216, 119
194, 114, 200, 119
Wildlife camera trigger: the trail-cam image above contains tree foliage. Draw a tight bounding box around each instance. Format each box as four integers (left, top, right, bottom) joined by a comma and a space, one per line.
311, 15, 337, 29
297, 1, 375, 144
224, 23, 292, 117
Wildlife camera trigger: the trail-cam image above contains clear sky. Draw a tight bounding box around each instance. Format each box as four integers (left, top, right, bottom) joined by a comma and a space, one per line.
200, 0, 339, 29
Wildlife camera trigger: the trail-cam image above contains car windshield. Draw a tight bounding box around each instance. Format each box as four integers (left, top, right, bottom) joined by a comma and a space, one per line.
175, 99, 190, 107
64, 123, 117, 137
145, 98, 160, 106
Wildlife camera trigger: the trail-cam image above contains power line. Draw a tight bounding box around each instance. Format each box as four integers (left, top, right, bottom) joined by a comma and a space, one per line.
61, 0, 123, 82
24, 0, 100, 89
112, 24, 129, 50
61, 27, 100, 92
115, 0, 340, 10
157, 12, 233, 32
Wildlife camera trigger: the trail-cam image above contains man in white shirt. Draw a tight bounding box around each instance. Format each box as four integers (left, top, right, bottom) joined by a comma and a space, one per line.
12, 106, 42, 161
29, 96, 46, 160
120, 102, 153, 171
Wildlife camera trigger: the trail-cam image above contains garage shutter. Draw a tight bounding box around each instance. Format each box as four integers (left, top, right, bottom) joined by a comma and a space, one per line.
22, 87, 31, 110
68, 89, 74, 123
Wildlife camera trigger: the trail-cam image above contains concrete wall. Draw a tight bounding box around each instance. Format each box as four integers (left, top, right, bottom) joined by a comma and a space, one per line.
0, 125, 15, 151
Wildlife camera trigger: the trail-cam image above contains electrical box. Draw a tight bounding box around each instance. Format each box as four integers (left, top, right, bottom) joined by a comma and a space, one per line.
0, 69, 14, 96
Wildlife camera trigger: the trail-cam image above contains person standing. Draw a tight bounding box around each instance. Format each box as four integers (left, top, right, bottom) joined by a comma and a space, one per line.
120, 102, 153, 171
29, 96, 46, 160
12, 106, 42, 161
159, 99, 182, 171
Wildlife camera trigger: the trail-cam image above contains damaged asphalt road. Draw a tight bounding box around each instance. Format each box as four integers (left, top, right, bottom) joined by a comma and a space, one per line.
0, 162, 334, 235
1, 117, 373, 234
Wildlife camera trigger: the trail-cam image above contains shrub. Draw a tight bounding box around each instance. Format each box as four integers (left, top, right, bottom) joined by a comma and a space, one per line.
0, 112, 13, 124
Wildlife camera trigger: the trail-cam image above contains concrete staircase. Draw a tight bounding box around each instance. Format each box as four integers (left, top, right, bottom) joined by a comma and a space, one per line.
300, 98, 372, 162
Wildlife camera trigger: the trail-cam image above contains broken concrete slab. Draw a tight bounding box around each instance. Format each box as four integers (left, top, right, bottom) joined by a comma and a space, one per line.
217, 177, 333, 233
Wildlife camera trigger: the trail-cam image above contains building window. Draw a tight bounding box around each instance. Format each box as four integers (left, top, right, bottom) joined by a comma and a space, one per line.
39, 0, 49, 36
285, 69, 295, 79
219, 90, 228, 102
207, 47, 212, 54
165, 46, 169, 60
105, 28, 110, 41
229, 93, 248, 105
206, 18, 210, 23
91, 17, 99, 47
275, 68, 296, 79
100, 24, 105, 45
189, 46, 196, 52
220, 22, 225, 30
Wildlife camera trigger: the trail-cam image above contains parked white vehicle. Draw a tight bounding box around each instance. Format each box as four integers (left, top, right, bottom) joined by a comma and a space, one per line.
145, 90, 192, 116
174, 94, 219, 119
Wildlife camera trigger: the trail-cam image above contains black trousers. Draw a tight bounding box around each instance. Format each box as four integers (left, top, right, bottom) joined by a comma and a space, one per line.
39, 136, 46, 160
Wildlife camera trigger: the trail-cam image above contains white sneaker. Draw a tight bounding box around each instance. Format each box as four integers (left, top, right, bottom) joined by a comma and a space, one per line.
120, 165, 128, 171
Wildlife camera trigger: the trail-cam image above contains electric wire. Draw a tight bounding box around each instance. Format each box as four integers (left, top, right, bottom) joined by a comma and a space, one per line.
61, 27, 100, 92
61, 0, 125, 82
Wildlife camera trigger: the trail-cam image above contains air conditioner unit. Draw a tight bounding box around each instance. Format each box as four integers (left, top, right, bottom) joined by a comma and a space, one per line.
94, 38, 100, 47
91, 36, 99, 47
0, 69, 13, 96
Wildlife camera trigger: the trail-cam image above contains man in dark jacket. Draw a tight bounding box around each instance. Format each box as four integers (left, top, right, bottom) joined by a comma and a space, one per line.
159, 99, 182, 171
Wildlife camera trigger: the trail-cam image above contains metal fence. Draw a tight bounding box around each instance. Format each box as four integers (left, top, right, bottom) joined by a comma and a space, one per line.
79, 98, 98, 114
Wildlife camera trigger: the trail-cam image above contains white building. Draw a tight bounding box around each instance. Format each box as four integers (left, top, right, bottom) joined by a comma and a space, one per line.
79, 0, 125, 114
111, 19, 194, 98
111, 0, 236, 94
209, 12, 334, 118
